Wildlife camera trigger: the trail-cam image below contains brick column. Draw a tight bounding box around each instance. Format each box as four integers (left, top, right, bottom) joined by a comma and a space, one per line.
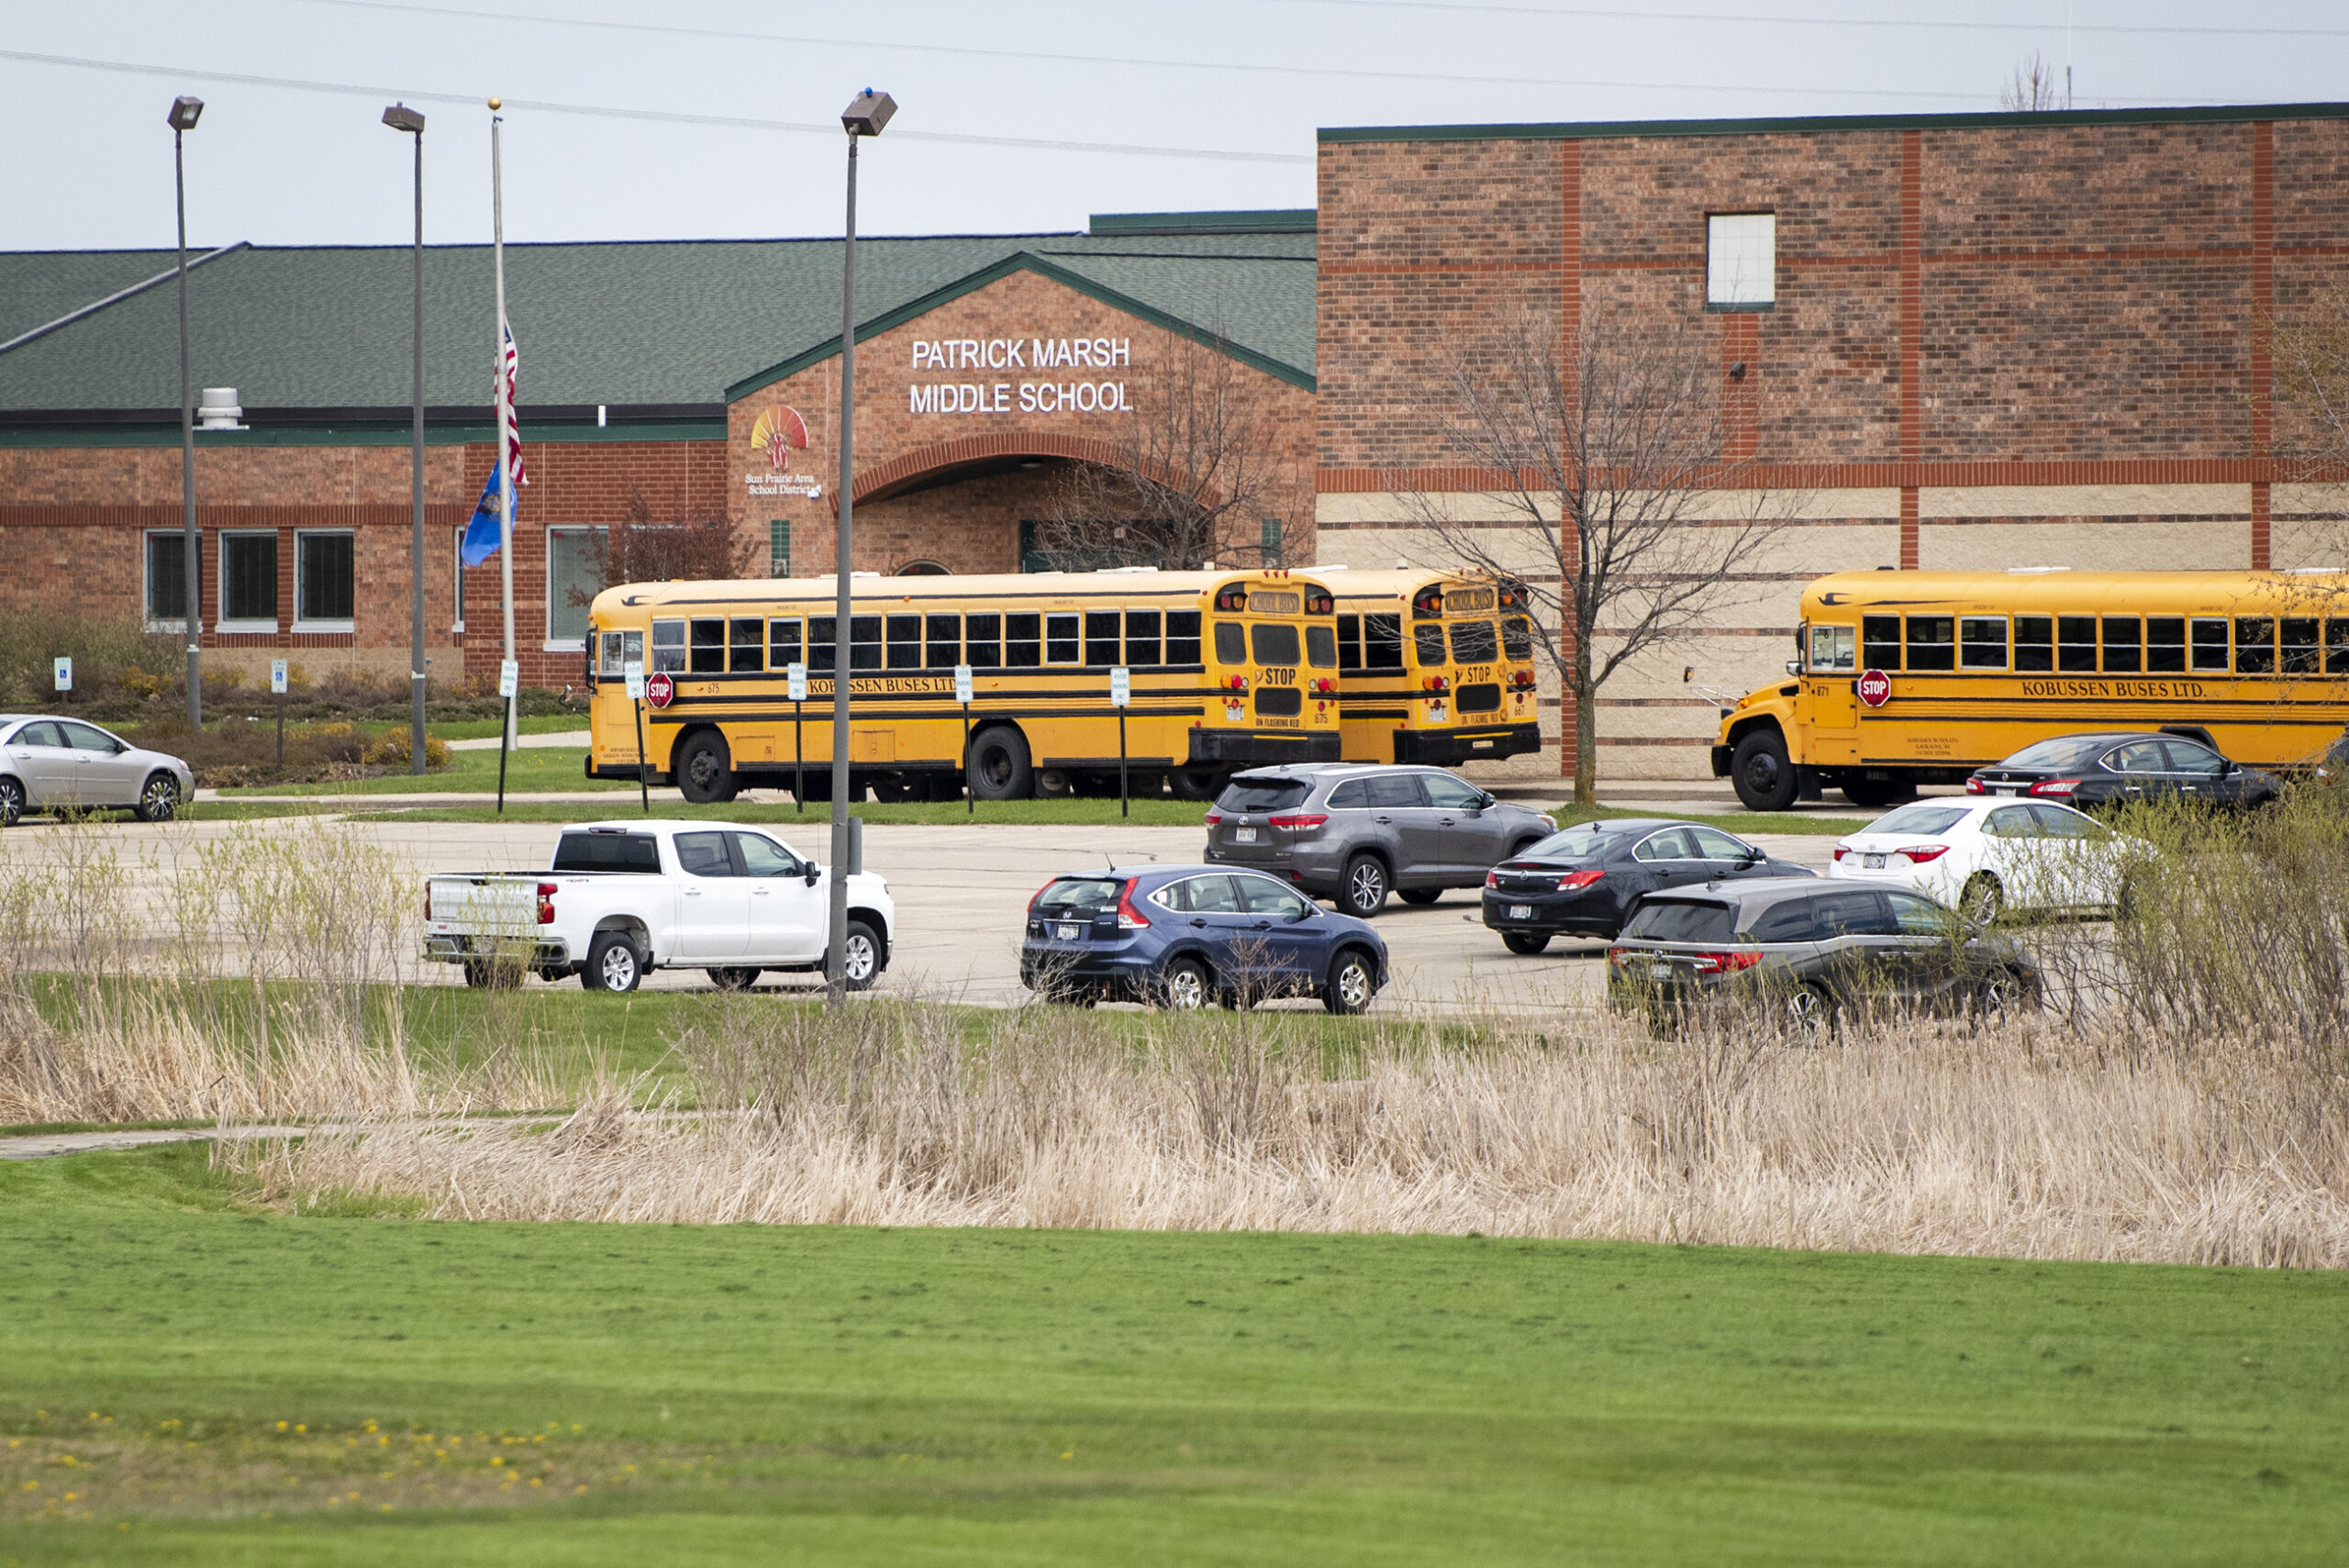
1559, 139, 1583, 780
2251, 120, 2275, 570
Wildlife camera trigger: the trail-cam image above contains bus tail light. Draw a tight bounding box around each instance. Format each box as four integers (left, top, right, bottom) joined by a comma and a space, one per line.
536, 883, 557, 925
1227, 675, 1249, 692
1116, 878, 1152, 930
1902, 845, 1951, 863
1557, 869, 1605, 891
1413, 588, 1445, 615
1422, 675, 1450, 693
1305, 592, 1334, 614
2029, 778, 2081, 797
1268, 812, 1328, 829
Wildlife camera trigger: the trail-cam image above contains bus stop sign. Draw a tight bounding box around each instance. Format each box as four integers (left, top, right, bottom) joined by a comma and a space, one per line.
644, 671, 675, 708
1857, 669, 1892, 708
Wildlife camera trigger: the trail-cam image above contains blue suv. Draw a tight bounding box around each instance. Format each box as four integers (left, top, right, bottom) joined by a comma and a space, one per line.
1020, 863, 1388, 1014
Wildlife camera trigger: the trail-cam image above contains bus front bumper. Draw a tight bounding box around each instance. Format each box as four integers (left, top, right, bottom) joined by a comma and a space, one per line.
1189, 729, 1341, 766
1394, 722, 1543, 767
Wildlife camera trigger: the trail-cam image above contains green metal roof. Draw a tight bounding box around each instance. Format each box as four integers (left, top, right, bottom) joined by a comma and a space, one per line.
1089, 209, 1316, 236
1320, 99, 2349, 145
0, 222, 1315, 439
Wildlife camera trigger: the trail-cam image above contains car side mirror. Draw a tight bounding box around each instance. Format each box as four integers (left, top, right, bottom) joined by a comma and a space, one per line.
803, 866, 820, 885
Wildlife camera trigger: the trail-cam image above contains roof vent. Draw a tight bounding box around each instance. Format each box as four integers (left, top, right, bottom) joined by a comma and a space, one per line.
196, 387, 246, 430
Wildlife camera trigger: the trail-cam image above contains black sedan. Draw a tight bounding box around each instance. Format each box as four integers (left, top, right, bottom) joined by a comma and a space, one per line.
1481, 817, 1816, 953
1965, 730, 2278, 811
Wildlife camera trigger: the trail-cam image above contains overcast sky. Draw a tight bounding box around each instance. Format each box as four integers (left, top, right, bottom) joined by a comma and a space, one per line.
6, 0, 2346, 252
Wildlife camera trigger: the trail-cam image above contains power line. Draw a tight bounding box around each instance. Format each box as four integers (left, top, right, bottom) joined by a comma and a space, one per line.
1264, 0, 2349, 39
0, 48, 1314, 164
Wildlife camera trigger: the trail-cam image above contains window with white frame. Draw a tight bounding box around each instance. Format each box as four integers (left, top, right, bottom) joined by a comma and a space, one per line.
144, 529, 200, 630
294, 529, 355, 631
1706, 212, 1776, 311
217, 530, 279, 632
451, 527, 466, 632
545, 526, 606, 648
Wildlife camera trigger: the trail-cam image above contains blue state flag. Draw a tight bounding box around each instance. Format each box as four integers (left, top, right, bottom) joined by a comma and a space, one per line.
462, 469, 510, 566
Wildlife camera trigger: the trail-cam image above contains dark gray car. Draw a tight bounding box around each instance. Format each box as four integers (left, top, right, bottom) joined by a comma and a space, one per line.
1201, 763, 1556, 917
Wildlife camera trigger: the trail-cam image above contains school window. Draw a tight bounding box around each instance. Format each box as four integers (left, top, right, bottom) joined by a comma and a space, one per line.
144, 529, 198, 628
1124, 609, 1162, 667
807, 617, 838, 672
1958, 617, 2006, 670
1085, 610, 1121, 666
295, 529, 354, 629
596, 628, 642, 678
1045, 613, 1081, 664
2013, 617, 2054, 672
1213, 622, 1247, 664
1706, 212, 1776, 311
1336, 615, 1363, 670
769, 519, 790, 578
2057, 616, 2097, 673
2101, 617, 2142, 674
1259, 517, 1284, 568
451, 527, 466, 632
218, 530, 278, 631
1862, 615, 1902, 671
885, 614, 921, 671
768, 617, 802, 670
1904, 616, 1954, 672
1501, 616, 1534, 662
545, 526, 605, 647
1413, 623, 1449, 667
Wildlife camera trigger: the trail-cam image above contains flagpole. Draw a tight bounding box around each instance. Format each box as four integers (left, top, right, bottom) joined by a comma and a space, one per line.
491, 101, 518, 762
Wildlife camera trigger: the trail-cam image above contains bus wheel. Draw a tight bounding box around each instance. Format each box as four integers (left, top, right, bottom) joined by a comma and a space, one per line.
676, 730, 740, 805
1172, 764, 1223, 802
968, 727, 1033, 801
1731, 729, 1798, 812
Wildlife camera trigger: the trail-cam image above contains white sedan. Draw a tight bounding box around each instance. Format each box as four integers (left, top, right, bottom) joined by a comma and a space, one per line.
1827, 797, 2143, 922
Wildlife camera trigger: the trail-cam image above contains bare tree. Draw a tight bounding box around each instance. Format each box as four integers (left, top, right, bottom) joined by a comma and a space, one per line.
1399, 315, 1792, 806
572, 491, 761, 606
1999, 51, 2065, 112
1030, 329, 1284, 571
2270, 279, 2349, 482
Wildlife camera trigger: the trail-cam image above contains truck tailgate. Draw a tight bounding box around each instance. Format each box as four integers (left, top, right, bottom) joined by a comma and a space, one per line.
425, 874, 542, 933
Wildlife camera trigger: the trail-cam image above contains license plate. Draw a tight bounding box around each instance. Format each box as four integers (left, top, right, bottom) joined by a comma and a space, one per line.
1508, 905, 1533, 919
1864, 854, 1885, 870
1234, 827, 1257, 843
1994, 786, 2019, 795
1055, 922, 1080, 940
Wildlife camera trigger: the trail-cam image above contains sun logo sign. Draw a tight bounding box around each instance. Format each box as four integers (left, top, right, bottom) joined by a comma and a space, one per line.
751, 406, 809, 471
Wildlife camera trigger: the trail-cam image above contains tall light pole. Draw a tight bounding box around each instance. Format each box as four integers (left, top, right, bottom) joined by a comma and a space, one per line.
826, 88, 895, 1005
169, 95, 204, 728
384, 103, 429, 773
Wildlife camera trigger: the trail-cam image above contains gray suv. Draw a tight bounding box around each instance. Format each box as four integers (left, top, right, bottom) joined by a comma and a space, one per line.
1202, 764, 1556, 917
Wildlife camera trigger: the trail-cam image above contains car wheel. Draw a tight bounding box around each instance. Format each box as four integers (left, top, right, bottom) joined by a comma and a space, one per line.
1157, 957, 1210, 1011
675, 730, 740, 805
1973, 968, 2039, 1024
136, 771, 182, 823
1731, 728, 1799, 812
1341, 853, 1389, 917
1502, 930, 1552, 955
707, 966, 761, 992
967, 728, 1033, 801
1398, 887, 1442, 906
1785, 984, 1831, 1036
1171, 764, 1224, 802
839, 919, 882, 991
1322, 947, 1377, 1016
584, 931, 644, 994
1959, 873, 2004, 925
0, 776, 22, 828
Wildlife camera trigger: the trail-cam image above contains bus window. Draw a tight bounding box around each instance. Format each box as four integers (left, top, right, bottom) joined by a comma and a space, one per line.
2190, 617, 2229, 672
598, 628, 642, 677
1413, 624, 1448, 666
966, 613, 1001, 667
2057, 616, 2097, 673
730, 617, 764, 673
1451, 619, 1499, 664
1959, 617, 2006, 670
1863, 616, 1901, 670
1502, 616, 1534, 661
2101, 617, 2141, 673
1166, 611, 1202, 665
690, 617, 726, 674
1125, 610, 1162, 666
2147, 617, 2186, 673
1007, 613, 1041, 668
1255, 687, 1304, 718
1085, 611, 1120, 666
1046, 613, 1081, 664
850, 616, 882, 671
1337, 614, 1364, 670
924, 614, 959, 669
1809, 624, 1855, 672
768, 617, 802, 671
2326, 620, 2349, 676
1307, 623, 1337, 669
1905, 616, 1955, 672
808, 617, 837, 672
649, 618, 685, 673
885, 614, 920, 671
1364, 614, 1405, 669
1213, 622, 1246, 664
2014, 616, 2053, 672
2234, 617, 2276, 675
1252, 623, 1301, 666
2282, 617, 2320, 674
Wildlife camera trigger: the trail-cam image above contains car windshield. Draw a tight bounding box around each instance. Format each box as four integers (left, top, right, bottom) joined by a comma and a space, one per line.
551, 832, 661, 873
1037, 878, 1122, 916
1218, 778, 1309, 813
1865, 804, 1970, 836
1622, 900, 1734, 942
1521, 822, 1628, 860
2003, 736, 2120, 771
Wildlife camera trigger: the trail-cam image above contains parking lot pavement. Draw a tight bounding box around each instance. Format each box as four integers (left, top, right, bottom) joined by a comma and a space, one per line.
0, 815, 1839, 1015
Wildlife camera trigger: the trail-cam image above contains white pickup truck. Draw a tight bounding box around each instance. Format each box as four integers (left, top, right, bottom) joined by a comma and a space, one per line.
422, 819, 895, 994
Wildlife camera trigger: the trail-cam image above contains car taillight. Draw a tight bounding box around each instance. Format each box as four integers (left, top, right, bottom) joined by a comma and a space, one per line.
1203, 810, 1222, 826
1557, 869, 1605, 891
1902, 844, 1950, 863
1268, 812, 1328, 829
2030, 778, 2080, 797
536, 883, 557, 925
1607, 946, 1630, 966
1484, 867, 1502, 889
1831, 846, 1848, 861
1965, 777, 1986, 794
1028, 879, 1058, 913
1116, 877, 1151, 929
1687, 950, 1764, 974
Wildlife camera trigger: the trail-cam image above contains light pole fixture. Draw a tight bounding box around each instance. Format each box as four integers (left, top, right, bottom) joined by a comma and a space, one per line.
825, 87, 894, 1005
169, 94, 204, 728
384, 102, 428, 773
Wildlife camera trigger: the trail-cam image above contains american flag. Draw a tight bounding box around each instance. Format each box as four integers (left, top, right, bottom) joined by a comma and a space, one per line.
498, 320, 527, 490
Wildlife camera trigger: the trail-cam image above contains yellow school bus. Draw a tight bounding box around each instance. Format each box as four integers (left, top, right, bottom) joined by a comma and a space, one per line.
1327, 568, 1544, 765
585, 569, 1342, 803
1715, 569, 2349, 810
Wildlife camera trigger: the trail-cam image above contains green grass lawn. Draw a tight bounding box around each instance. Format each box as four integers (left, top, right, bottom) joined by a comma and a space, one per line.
0, 1144, 2341, 1565
429, 714, 596, 742
215, 747, 632, 798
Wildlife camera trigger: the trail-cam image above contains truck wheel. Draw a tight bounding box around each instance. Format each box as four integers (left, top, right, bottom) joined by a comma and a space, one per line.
839, 918, 882, 991
584, 931, 644, 994
675, 730, 740, 805
1731, 729, 1799, 812
967, 728, 1032, 801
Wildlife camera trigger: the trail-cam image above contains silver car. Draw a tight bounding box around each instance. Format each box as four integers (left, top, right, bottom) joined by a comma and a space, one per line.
0, 716, 195, 825
1202, 763, 1556, 917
